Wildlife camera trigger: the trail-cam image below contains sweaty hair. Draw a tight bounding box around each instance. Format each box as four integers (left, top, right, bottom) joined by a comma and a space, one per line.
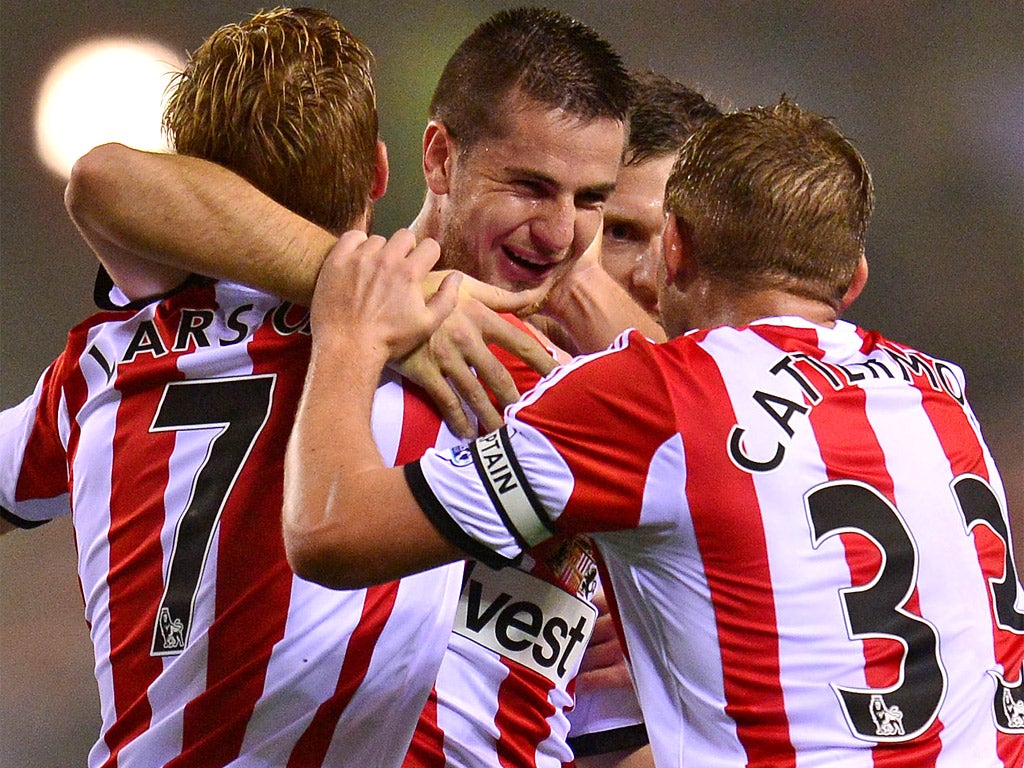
665, 97, 874, 306
429, 6, 633, 149
163, 7, 378, 234
625, 70, 721, 166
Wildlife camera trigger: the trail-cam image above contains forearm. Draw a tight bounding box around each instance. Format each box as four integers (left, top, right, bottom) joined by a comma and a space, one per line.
283, 231, 468, 588
542, 266, 667, 354
278, 268, 458, 585
283, 334, 389, 585
283, 331, 458, 588
65, 143, 335, 303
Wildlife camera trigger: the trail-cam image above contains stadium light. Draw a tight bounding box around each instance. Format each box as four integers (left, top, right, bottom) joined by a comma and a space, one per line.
34, 38, 183, 179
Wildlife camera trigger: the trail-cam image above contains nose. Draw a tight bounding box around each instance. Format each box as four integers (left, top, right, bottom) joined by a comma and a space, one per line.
631, 243, 662, 315
531, 196, 577, 254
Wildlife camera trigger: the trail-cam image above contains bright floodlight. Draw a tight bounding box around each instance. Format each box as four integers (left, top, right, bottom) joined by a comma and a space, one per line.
35, 38, 183, 179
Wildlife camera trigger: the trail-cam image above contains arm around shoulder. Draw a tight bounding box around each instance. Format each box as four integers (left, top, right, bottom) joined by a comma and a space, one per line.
65, 143, 192, 298
65, 143, 335, 303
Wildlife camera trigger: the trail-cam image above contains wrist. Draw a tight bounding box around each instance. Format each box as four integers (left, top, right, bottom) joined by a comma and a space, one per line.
544, 266, 592, 324
310, 330, 389, 383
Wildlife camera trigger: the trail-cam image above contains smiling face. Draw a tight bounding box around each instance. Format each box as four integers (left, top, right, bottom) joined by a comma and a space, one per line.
427, 96, 625, 294
600, 152, 676, 320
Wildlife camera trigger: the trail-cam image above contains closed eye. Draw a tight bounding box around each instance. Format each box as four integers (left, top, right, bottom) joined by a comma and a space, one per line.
512, 178, 549, 198
575, 188, 612, 210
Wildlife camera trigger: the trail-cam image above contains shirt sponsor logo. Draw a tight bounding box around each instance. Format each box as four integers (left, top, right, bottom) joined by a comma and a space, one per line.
453, 561, 597, 683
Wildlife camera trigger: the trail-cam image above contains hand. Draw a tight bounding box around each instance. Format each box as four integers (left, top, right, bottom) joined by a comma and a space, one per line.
392, 290, 558, 438
577, 585, 634, 692
310, 229, 460, 362
538, 224, 603, 325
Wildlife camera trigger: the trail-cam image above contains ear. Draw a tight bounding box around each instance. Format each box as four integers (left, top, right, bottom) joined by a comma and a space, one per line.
662, 214, 694, 288
839, 255, 868, 312
370, 139, 389, 201
422, 120, 455, 195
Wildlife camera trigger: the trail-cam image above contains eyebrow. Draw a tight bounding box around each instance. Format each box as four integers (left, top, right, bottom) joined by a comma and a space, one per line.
505, 166, 617, 199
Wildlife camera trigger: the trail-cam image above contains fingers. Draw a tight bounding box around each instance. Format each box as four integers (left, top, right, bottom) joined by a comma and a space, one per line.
470, 306, 558, 382
406, 360, 475, 439
313, 230, 455, 362
456, 273, 548, 315
425, 312, 507, 432
335, 228, 371, 254
426, 270, 463, 330
398, 233, 442, 279
471, 350, 521, 411
443, 361, 504, 435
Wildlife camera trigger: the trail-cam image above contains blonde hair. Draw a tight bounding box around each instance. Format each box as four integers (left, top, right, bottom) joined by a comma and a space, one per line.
164, 7, 377, 233
666, 98, 874, 306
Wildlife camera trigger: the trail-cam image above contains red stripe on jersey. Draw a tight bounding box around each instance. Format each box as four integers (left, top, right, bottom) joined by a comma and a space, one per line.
395, 381, 445, 463
101, 297, 198, 765
900, 345, 1024, 768
670, 339, 797, 767
287, 584, 400, 766
16, 364, 72, 501
495, 663, 556, 768
290, 380, 444, 766
53, 322, 99, 500
403, 688, 446, 768
172, 318, 311, 765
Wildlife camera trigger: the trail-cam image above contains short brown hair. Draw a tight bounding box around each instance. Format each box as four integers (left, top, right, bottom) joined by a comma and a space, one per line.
624, 70, 721, 167
164, 7, 377, 234
665, 97, 874, 305
429, 7, 632, 150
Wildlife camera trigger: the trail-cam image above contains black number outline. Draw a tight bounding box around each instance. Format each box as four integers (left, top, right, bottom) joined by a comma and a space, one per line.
952, 474, 1024, 733
953, 474, 1024, 634
148, 375, 276, 656
806, 479, 947, 743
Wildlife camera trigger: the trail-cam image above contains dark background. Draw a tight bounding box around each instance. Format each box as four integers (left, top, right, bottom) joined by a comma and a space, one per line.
2, 2, 1021, 765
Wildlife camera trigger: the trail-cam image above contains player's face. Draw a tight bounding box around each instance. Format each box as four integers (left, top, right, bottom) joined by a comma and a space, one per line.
600, 153, 676, 321
436, 101, 624, 294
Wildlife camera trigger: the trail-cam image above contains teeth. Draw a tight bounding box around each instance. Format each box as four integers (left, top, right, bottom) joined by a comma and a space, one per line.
504, 248, 549, 272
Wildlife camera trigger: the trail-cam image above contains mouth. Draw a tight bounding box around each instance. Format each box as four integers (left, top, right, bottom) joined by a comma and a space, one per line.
501, 246, 560, 282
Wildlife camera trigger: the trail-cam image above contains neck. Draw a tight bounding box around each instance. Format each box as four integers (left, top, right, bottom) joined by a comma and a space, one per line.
408, 194, 440, 243
684, 279, 840, 330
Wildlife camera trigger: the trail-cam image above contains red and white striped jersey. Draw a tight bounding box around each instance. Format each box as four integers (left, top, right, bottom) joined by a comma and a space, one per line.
0, 280, 463, 768
404, 323, 645, 768
411, 317, 1024, 768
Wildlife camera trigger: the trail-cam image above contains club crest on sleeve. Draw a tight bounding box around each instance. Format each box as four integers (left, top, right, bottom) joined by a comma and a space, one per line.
443, 445, 475, 467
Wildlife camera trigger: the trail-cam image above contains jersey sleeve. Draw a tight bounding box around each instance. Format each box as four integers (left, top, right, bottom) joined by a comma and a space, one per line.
0, 363, 72, 527
410, 330, 678, 557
